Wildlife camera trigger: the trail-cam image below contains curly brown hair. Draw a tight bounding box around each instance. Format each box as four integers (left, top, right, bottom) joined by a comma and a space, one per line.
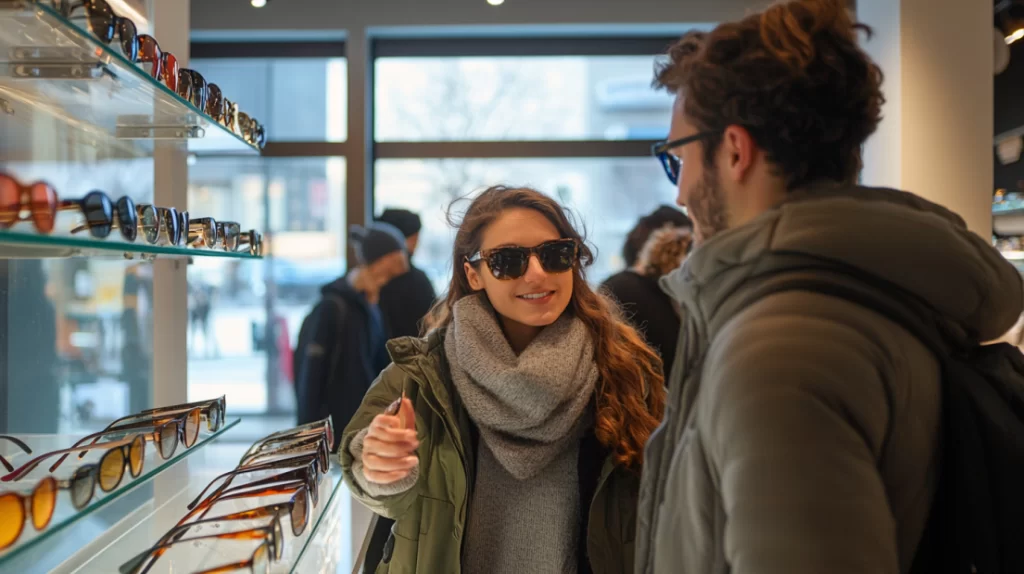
425, 186, 666, 471
636, 225, 693, 279
655, 0, 885, 190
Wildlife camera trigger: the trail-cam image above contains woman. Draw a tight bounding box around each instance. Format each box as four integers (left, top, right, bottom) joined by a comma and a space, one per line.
601, 225, 693, 378
340, 186, 666, 574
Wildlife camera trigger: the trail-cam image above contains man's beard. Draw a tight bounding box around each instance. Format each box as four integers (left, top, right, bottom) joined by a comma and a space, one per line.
686, 167, 728, 245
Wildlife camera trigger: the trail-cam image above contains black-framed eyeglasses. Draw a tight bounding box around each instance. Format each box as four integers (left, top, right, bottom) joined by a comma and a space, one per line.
652, 132, 716, 185
466, 238, 579, 281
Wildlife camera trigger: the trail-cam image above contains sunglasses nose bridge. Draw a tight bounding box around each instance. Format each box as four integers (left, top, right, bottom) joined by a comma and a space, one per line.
520, 251, 550, 282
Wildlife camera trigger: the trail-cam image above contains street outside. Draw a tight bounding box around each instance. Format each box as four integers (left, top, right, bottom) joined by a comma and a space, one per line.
187, 300, 313, 414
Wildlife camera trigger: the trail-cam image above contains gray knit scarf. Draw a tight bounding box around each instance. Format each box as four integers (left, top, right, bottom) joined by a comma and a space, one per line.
445, 293, 598, 480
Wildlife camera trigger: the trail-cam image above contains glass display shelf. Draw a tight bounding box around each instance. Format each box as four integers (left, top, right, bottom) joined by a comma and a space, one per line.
0, 1, 259, 156
0, 229, 261, 260
68, 454, 344, 574
0, 418, 240, 573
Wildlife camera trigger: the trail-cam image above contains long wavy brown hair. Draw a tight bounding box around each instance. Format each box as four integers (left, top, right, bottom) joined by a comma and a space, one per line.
425, 186, 666, 471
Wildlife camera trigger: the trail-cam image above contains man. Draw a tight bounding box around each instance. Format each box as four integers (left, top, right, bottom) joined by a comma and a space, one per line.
376, 208, 437, 338
636, 2, 1023, 574
295, 222, 409, 445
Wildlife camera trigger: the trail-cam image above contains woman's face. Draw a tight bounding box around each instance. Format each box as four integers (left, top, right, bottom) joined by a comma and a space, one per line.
464, 207, 574, 331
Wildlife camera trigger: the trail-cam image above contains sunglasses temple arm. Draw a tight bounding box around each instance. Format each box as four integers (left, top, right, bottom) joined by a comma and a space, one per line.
0, 435, 32, 472
192, 559, 258, 574
2, 438, 133, 482
50, 428, 136, 471
138, 397, 220, 416
120, 533, 266, 574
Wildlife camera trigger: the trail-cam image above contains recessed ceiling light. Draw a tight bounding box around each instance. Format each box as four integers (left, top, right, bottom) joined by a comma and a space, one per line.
487, 0, 504, 5
251, 0, 267, 7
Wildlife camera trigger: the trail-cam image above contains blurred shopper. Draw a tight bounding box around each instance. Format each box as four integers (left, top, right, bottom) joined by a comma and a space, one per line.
617, 205, 692, 271
376, 208, 437, 338
295, 222, 409, 448
636, 2, 1023, 574
340, 186, 665, 574
602, 225, 692, 379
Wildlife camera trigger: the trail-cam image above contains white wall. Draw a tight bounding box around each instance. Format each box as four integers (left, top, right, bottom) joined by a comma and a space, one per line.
190, 0, 769, 32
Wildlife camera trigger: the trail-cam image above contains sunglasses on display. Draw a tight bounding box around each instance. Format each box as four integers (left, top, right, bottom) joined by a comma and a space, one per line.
0, 476, 56, 551
110, 396, 226, 434
466, 238, 579, 281
252, 417, 334, 454
205, 83, 225, 122
179, 478, 318, 544
187, 454, 323, 514
237, 229, 263, 256
177, 68, 209, 111
64, 191, 138, 241
61, 0, 139, 61
216, 220, 241, 251
120, 518, 283, 574
1, 434, 147, 511
188, 217, 219, 249
0, 175, 58, 234
0, 435, 32, 473
49, 408, 202, 473
239, 435, 330, 475
651, 132, 716, 186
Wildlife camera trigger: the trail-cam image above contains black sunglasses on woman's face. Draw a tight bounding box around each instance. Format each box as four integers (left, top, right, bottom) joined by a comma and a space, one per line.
651, 131, 717, 186
466, 239, 579, 281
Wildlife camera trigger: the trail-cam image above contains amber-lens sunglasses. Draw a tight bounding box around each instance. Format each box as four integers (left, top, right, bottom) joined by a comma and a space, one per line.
55, 407, 202, 469
126, 491, 309, 571
0, 476, 56, 550
1, 435, 146, 510
121, 516, 283, 574
0, 174, 58, 234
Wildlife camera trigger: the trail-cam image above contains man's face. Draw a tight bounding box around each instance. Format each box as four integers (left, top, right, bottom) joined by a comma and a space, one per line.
668, 96, 729, 244
405, 233, 419, 258
367, 251, 410, 288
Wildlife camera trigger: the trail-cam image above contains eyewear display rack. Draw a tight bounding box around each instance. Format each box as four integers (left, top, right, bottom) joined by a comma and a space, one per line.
0, 2, 348, 573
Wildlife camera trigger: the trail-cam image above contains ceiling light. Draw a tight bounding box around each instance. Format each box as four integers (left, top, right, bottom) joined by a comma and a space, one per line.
487, 0, 504, 5
1007, 28, 1024, 45
251, 0, 267, 7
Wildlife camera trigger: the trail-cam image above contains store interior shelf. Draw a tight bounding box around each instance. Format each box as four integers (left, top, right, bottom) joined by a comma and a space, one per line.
68, 460, 344, 574
0, 229, 261, 259
0, 418, 241, 573
0, 1, 259, 156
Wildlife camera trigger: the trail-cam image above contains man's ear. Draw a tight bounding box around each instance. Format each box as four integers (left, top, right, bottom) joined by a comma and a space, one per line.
464, 261, 485, 291
721, 124, 757, 182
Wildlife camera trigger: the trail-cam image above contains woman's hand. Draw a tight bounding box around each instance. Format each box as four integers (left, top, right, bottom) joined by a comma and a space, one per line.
361, 395, 419, 484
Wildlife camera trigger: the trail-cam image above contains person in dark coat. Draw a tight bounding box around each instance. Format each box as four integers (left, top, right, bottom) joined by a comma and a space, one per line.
602, 225, 692, 379
295, 222, 409, 442
602, 206, 692, 377
376, 209, 437, 338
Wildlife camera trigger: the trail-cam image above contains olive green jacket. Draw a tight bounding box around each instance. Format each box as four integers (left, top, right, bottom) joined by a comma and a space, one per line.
340, 330, 640, 574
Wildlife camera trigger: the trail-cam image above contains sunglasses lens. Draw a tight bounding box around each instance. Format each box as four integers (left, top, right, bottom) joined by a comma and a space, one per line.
116, 197, 137, 241
29, 182, 56, 233
129, 436, 144, 476
176, 69, 193, 102
31, 477, 56, 531
162, 208, 180, 245
488, 248, 528, 280
253, 544, 270, 574
0, 493, 24, 549
70, 467, 95, 508
291, 493, 308, 536
177, 212, 189, 246
98, 448, 124, 491
85, 2, 116, 43
161, 52, 179, 92
184, 409, 200, 447
272, 518, 284, 559
118, 18, 138, 61
140, 206, 158, 244
159, 422, 178, 458
82, 191, 113, 238
539, 241, 577, 274
208, 402, 222, 431
0, 176, 18, 226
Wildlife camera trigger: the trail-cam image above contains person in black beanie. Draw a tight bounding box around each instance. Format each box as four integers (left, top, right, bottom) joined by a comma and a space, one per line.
295, 221, 409, 441
376, 208, 437, 338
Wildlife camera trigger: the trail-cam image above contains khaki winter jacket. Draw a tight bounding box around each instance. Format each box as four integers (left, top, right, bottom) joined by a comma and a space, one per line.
635, 183, 1024, 574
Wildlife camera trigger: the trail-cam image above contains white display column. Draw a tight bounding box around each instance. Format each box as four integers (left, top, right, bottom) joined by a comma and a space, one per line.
858, 0, 993, 238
